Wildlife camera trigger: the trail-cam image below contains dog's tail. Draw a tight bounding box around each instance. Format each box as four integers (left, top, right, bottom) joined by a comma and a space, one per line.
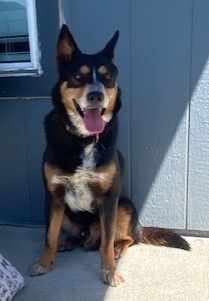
118, 197, 190, 251
139, 227, 190, 251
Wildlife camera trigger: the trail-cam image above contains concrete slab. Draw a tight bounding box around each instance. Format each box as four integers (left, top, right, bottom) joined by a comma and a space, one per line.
0, 225, 208, 301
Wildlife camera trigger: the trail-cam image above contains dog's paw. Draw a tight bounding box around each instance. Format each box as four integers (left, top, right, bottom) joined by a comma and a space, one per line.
101, 268, 124, 287
28, 262, 54, 276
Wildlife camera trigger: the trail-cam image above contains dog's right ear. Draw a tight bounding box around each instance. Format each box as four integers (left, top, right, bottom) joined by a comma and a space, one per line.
57, 24, 78, 63
98, 30, 119, 60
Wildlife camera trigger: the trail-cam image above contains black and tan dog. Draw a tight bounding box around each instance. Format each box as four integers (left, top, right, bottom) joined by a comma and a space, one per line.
29, 25, 189, 286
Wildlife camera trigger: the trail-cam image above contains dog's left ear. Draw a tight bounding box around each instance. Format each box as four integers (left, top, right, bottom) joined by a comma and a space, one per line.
99, 30, 119, 60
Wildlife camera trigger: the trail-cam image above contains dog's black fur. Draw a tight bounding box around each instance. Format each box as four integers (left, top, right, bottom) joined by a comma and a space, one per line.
29, 25, 189, 287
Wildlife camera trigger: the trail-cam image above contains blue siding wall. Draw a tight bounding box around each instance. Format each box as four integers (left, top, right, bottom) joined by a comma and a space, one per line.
0, 100, 52, 223
0, 101, 30, 222
0, 0, 58, 223
130, 1, 192, 229
187, 1, 209, 230
0, 0, 209, 231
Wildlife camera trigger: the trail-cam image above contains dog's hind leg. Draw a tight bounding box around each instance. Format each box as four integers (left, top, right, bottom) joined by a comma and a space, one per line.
114, 237, 134, 260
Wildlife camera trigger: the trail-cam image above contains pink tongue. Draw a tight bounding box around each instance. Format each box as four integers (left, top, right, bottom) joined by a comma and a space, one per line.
83, 108, 105, 133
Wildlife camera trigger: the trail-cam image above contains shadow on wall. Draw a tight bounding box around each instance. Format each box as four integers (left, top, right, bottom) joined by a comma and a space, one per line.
130, 1, 209, 229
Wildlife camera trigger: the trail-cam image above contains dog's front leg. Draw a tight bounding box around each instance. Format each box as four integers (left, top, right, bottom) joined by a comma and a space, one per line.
29, 186, 65, 276
99, 190, 124, 286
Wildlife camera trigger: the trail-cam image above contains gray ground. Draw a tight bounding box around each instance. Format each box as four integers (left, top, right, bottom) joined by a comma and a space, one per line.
0, 225, 208, 301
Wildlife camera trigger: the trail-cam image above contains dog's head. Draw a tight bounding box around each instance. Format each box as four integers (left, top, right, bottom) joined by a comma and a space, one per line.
55, 24, 120, 137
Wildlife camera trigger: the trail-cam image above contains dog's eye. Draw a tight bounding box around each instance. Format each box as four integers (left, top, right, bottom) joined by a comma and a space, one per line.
74, 73, 82, 80
104, 73, 111, 80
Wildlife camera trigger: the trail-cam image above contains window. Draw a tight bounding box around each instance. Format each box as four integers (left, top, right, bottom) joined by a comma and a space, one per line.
0, 0, 41, 76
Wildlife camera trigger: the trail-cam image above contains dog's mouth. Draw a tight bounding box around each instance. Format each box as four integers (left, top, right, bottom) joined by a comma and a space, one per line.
73, 99, 106, 133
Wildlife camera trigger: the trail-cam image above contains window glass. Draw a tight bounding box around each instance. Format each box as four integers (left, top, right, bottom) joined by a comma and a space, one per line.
0, 0, 30, 63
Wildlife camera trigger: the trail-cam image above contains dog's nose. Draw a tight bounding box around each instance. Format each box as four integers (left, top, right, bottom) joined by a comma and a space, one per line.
87, 91, 104, 102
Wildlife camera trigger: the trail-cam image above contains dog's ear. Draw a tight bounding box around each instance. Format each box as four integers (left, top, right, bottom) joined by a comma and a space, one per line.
57, 24, 78, 63
98, 30, 119, 60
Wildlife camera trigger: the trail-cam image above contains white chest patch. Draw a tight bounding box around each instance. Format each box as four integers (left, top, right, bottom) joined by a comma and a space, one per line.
52, 143, 97, 213
81, 143, 96, 169
64, 177, 94, 213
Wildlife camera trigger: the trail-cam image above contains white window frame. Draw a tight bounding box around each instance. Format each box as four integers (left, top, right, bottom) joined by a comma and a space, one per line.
0, 0, 42, 77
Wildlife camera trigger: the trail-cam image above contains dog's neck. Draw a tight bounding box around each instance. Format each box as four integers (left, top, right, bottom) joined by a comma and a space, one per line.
45, 109, 118, 171
64, 123, 99, 143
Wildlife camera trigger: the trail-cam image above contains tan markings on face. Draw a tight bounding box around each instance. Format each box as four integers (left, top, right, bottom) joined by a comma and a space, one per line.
60, 81, 84, 113
102, 85, 118, 122
60, 82, 94, 136
98, 65, 108, 74
80, 65, 91, 75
